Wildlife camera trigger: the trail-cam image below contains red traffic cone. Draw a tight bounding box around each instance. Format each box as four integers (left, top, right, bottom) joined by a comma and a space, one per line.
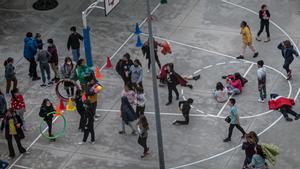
161, 41, 172, 55
105, 56, 113, 69
95, 67, 104, 79
59, 98, 65, 110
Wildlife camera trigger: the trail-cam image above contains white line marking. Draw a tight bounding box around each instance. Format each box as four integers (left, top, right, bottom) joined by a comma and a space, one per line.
193, 69, 202, 75
295, 88, 300, 100
196, 109, 205, 114
8, 3, 163, 169
242, 63, 255, 78
203, 65, 213, 69
181, 89, 183, 95
14, 165, 33, 169
229, 61, 240, 64
216, 62, 226, 65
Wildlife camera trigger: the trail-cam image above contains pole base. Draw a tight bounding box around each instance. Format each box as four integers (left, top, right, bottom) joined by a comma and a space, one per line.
33, 0, 58, 11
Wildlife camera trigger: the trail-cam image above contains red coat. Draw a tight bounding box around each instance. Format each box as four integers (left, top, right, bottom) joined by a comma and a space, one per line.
268, 96, 295, 110
11, 94, 26, 111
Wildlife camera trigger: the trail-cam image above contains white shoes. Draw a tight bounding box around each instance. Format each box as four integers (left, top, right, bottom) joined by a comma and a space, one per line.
78, 142, 86, 145
258, 98, 265, 103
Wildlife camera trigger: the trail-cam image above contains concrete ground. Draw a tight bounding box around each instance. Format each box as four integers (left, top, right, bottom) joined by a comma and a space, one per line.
0, 0, 300, 168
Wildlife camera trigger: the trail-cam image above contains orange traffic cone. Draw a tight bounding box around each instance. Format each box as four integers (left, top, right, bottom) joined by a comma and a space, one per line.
95, 67, 104, 80
54, 105, 62, 117
59, 98, 65, 110
161, 41, 172, 55
105, 56, 113, 69
66, 98, 76, 111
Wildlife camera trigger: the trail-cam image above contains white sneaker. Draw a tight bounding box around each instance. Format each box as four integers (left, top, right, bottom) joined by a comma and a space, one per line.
78, 142, 86, 145
258, 98, 265, 103
95, 113, 101, 117
147, 70, 150, 73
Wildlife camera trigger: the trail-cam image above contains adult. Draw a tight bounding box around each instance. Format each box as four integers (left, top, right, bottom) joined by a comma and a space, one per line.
165, 63, 179, 106
36, 45, 53, 87
39, 99, 55, 141
214, 82, 228, 103
237, 21, 259, 59
172, 98, 193, 125
223, 98, 246, 142
129, 59, 143, 91
256, 4, 271, 42
60, 57, 77, 97
23, 32, 40, 80
116, 53, 133, 86
226, 73, 243, 96
141, 38, 162, 72
78, 100, 95, 144
47, 39, 60, 82
4, 57, 17, 95
0, 108, 26, 158
67, 26, 83, 62
277, 40, 299, 80
119, 96, 137, 135
76, 59, 94, 92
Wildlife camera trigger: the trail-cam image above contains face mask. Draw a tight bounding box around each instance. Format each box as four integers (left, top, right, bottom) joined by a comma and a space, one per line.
67, 62, 71, 65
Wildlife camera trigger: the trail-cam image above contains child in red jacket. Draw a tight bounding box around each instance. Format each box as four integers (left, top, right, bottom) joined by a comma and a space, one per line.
11, 88, 26, 130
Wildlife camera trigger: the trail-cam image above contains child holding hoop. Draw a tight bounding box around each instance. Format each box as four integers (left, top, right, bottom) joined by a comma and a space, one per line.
39, 99, 55, 141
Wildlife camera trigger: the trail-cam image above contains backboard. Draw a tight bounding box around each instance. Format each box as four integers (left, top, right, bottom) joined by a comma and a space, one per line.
104, 0, 120, 16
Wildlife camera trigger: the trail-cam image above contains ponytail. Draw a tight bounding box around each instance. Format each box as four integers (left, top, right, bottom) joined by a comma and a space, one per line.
4, 57, 13, 66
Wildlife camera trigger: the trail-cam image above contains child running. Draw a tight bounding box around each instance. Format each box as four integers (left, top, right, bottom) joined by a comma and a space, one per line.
39, 99, 55, 141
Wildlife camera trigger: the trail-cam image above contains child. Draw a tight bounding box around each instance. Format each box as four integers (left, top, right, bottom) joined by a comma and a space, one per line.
119, 96, 137, 135
130, 59, 143, 91
256, 4, 271, 42
61, 57, 76, 97
11, 88, 26, 131
248, 145, 267, 169
75, 89, 85, 132
142, 38, 162, 72
242, 131, 259, 169
257, 60, 267, 103
36, 45, 53, 87
137, 115, 150, 158
78, 100, 95, 145
39, 99, 55, 141
4, 57, 18, 95
237, 21, 259, 59
67, 26, 83, 62
166, 64, 179, 106
173, 98, 193, 125
136, 87, 146, 118
115, 53, 133, 86
214, 82, 228, 103
277, 40, 299, 80
47, 39, 60, 82
227, 73, 243, 96
224, 98, 246, 142
121, 85, 136, 105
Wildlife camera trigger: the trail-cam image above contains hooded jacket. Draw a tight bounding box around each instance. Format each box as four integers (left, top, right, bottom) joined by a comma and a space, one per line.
277, 43, 299, 62
23, 37, 37, 60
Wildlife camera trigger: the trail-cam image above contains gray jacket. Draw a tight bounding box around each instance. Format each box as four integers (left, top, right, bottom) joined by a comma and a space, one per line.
5, 63, 16, 80
60, 63, 77, 80
130, 65, 143, 83
36, 50, 52, 64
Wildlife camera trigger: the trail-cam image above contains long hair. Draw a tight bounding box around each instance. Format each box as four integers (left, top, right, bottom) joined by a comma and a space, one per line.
256, 145, 266, 159
134, 59, 142, 67
283, 40, 292, 48
41, 98, 50, 107
139, 115, 149, 130
246, 131, 259, 144
4, 57, 13, 66
240, 21, 250, 30
216, 82, 224, 91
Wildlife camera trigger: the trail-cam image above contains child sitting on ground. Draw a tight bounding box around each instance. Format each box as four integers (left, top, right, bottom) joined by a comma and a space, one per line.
214, 82, 228, 103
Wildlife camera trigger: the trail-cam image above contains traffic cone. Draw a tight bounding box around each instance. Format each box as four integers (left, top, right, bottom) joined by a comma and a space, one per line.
104, 56, 113, 69
95, 67, 104, 79
66, 98, 76, 111
161, 41, 172, 55
134, 23, 142, 35
136, 35, 143, 48
82, 93, 87, 102
54, 105, 62, 117
59, 98, 65, 110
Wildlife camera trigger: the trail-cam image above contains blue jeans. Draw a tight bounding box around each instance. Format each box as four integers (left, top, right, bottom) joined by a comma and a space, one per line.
0, 160, 9, 169
72, 49, 80, 62
227, 85, 240, 96
40, 63, 51, 83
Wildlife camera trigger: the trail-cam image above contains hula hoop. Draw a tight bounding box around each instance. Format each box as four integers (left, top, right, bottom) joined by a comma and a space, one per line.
55, 79, 80, 102
39, 112, 67, 140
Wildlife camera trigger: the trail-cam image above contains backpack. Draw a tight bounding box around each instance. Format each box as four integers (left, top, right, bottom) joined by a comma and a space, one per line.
261, 143, 280, 167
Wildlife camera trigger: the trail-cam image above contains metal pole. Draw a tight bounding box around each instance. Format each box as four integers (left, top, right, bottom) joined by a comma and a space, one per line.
146, 0, 165, 168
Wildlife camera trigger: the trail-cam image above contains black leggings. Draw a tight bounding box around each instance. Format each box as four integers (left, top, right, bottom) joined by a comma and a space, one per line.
138, 136, 148, 153
45, 118, 53, 137
227, 124, 246, 139
257, 21, 270, 38
168, 85, 179, 102
147, 53, 161, 70
174, 115, 189, 125
280, 105, 299, 119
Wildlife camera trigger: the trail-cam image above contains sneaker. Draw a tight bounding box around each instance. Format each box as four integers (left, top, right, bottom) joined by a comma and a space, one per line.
90, 141, 95, 144
147, 70, 150, 73
40, 84, 47, 87
165, 102, 172, 106
236, 55, 244, 59
141, 152, 149, 158
264, 37, 271, 42
285, 117, 293, 122
95, 113, 101, 117
253, 52, 259, 58
258, 98, 265, 103
222, 75, 227, 79
48, 81, 54, 85
223, 138, 231, 142
256, 37, 262, 41
187, 84, 193, 89
32, 77, 41, 81
295, 114, 300, 120
78, 142, 86, 145
118, 131, 125, 134
94, 117, 99, 121
193, 75, 200, 81
172, 120, 177, 125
